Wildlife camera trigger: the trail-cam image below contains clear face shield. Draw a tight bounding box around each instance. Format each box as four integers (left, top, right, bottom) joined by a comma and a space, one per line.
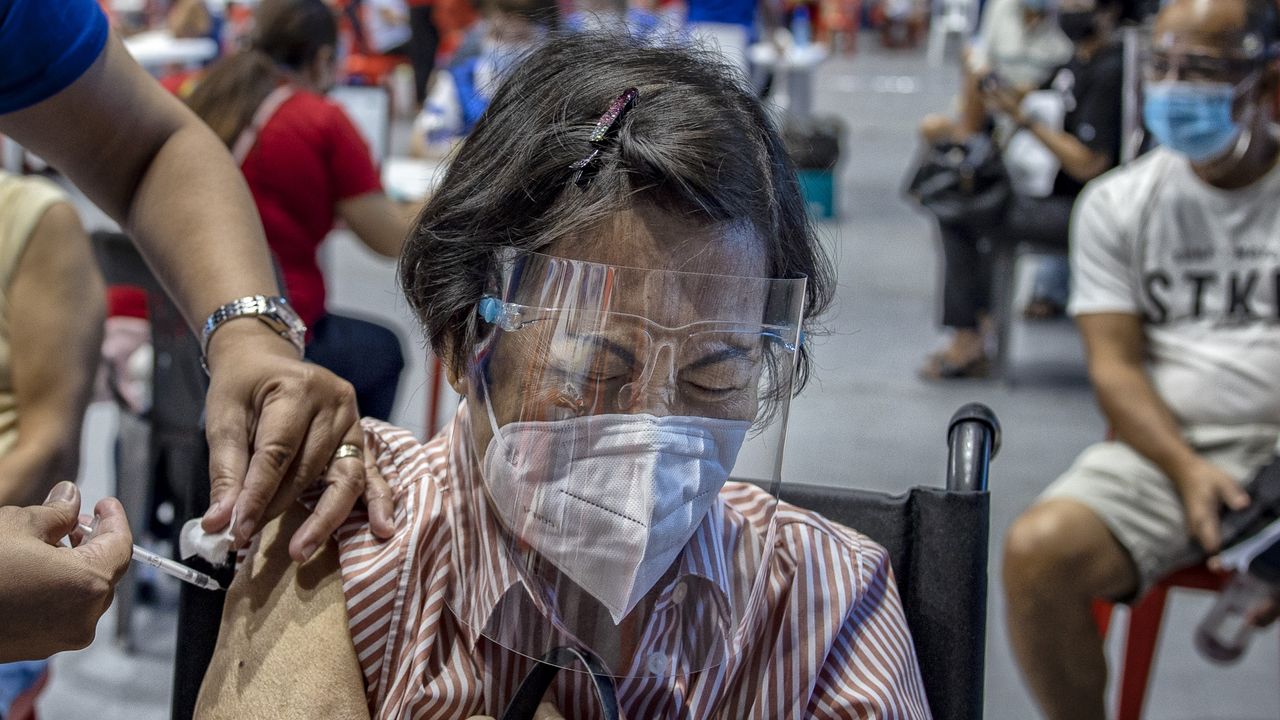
1139, 30, 1277, 163
447, 248, 807, 678
1142, 30, 1272, 86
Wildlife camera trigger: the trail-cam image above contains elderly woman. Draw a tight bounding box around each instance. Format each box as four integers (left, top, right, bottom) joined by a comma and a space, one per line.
196, 33, 930, 720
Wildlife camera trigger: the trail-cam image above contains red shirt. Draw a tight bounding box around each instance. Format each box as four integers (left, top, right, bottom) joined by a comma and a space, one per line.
240, 91, 382, 331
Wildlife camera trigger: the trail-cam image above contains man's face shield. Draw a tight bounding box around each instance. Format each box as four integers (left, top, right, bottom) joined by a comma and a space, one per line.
1140, 30, 1278, 163
447, 248, 807, 678
1142, 31, 1272, 86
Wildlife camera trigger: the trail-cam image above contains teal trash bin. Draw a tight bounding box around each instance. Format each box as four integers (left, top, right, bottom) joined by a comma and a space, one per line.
797, 168, 836, 219
784, 115, 844, 220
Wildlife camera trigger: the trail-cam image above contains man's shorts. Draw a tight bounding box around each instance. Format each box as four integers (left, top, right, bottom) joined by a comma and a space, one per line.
1041, 424, 1279, 600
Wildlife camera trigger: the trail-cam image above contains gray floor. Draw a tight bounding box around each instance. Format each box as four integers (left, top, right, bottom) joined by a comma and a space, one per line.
36, 40, 1279, 719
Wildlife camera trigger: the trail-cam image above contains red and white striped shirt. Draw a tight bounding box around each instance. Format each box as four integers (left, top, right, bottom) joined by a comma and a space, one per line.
330, 412, 932, 719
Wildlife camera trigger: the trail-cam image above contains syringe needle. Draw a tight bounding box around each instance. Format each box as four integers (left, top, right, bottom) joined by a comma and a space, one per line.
130, 543, 224, 591
75, 523, 224, 592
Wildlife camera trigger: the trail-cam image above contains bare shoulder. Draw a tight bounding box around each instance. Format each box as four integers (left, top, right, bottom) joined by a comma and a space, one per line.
195, 504, 369, 720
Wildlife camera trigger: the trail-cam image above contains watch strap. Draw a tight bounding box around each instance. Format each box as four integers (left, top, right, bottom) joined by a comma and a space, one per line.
200, 295, 307, 373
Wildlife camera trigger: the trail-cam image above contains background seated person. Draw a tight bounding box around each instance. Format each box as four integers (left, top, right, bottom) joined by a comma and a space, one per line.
196, 34, 931, 720
0, 173, 105, 715
411, 0, 553, 156
918, 0, 1073, 146
186, 0, 412, 421
921, 0, 1124, 379
1003, 1, 1280, 718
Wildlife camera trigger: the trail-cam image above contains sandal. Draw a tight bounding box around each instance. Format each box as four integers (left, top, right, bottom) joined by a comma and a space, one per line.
1022, 297, 1066, 321
918, 351, 991, 381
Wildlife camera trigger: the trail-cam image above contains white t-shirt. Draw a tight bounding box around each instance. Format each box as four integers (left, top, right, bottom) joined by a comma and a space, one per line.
1070, 146, 1280, 426
969, 0, 1072, 89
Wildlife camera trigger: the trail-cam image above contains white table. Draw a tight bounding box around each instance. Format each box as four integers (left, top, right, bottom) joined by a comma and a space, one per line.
124, 31, 218, 72
382, 156, 448, 203
749, 42, 830, 119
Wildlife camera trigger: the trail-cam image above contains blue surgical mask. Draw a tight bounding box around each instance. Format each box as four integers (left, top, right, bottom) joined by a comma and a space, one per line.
1143, 81, 1243, 163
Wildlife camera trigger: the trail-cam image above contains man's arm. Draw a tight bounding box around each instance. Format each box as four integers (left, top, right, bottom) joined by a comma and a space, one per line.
0, 31, 393, 556
0, 202, 104, 507
1077, 313, 1249, 552
196, 503, 369, 720
982, 85, 1113, 182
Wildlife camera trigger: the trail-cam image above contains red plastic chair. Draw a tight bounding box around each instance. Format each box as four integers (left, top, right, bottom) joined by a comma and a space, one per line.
1091, 563, 1231, 720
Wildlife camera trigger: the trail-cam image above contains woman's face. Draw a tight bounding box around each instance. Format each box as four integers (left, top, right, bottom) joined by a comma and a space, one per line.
469, 207, 771, 457
306, 44, 339, 94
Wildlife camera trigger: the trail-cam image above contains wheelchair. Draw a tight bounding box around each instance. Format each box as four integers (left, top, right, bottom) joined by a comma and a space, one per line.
94, 232, 998, 719
766, 403, 997, 720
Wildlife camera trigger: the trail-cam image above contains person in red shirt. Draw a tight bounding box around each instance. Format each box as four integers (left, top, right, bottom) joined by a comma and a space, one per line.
187, 0, 411, 420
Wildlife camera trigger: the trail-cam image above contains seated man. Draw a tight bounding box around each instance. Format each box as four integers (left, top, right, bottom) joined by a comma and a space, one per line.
1004, 1, 1280, 718
196, 34, 931, 720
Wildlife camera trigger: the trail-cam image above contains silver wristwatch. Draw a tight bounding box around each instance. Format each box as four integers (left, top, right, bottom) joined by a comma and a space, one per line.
200, 295, 307, 372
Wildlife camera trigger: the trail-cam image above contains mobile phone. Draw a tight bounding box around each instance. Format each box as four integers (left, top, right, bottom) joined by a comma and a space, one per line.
979, 72, 1008, 93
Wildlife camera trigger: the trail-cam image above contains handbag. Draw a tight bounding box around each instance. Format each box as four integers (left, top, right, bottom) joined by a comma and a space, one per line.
500, 646, 619, 720
905, 134, 1012, 229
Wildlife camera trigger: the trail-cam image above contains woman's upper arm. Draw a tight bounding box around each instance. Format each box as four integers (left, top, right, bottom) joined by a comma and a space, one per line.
0, 33, 190, 223
336, 192, 412, 258
196, 503, 370, 720
0, 201, 104, 506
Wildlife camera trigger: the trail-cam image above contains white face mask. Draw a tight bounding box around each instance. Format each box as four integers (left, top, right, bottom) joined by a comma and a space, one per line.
481, 406, 749, 623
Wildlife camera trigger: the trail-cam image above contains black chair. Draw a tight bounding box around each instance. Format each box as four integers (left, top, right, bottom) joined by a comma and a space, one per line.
91, 232, 222, 720
761, 402, 998, 720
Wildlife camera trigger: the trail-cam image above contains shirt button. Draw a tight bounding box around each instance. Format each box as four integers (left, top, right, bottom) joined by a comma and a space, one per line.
646, 652, 669, 675
671, 581, 688, 605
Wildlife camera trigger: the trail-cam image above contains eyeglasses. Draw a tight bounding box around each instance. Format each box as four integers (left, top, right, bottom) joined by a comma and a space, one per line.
477, 297, 799, 416
1143, 50, 1262, 84
1143, 29, 1278, 84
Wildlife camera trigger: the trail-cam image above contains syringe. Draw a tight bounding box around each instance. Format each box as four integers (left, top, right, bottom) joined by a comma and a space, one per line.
76, 520, 223, 592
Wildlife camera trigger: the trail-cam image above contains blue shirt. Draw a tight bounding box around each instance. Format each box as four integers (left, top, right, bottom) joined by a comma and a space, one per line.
0, 0, 109, 114
685, 0, 755, 28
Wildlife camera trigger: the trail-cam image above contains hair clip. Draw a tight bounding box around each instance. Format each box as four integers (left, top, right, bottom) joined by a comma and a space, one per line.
569, 87, 640, 188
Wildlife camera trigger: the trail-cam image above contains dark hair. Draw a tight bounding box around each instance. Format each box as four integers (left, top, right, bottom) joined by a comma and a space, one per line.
399, 32, 835, 395
1245, 0, 1280, 52
186, 0, 337, 146
481, 0, 560, 25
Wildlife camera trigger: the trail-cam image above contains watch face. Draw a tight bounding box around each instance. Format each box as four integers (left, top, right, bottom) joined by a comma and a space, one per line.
272, 299, 308, 341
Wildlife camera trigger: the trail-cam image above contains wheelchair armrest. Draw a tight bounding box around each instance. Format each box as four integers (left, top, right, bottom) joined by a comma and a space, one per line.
946, 403, 1000, 493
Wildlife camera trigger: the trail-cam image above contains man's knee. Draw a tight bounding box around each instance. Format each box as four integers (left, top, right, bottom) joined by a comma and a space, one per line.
1004, 499, 1133, 600
919, 114, 955, 145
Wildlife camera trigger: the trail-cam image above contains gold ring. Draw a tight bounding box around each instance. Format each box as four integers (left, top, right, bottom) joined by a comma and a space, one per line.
331, 443, 362, 463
